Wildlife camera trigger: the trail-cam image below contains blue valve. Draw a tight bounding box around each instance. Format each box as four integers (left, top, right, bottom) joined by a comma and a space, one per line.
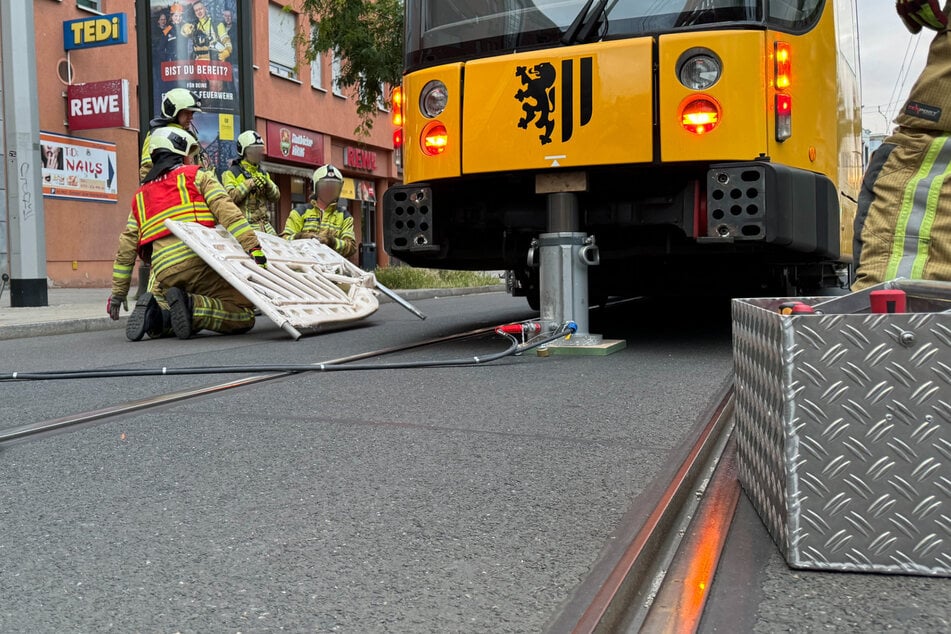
566, 321, 578, 334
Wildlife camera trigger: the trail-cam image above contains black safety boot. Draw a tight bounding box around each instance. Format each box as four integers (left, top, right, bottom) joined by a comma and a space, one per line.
126, 293, 160, 342
165, 287, 194, 340
146, 309, 172, 339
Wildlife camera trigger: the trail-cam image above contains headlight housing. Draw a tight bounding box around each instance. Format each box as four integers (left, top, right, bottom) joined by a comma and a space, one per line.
678, 53, 721, 90
420, 80, 448, 118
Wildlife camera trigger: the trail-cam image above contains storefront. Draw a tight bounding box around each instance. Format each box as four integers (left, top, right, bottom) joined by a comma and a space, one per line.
260, 120, 323, 235
335, 141, 388, 270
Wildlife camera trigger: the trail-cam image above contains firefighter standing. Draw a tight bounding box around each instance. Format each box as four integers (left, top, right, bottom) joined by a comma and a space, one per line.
181, 0, 232, 61
108, 127, 268, 340
282, 164, 357, 258
222, 130, 281, 235
853, 0, 951, 288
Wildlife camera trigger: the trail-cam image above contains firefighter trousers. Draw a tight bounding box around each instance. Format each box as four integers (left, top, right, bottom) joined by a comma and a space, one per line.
853, 127, 951, 290
157, 265, 255, 335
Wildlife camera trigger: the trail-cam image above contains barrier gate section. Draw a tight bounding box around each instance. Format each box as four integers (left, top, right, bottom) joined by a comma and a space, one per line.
733, 280, 951, 577
166, 220, 379, 340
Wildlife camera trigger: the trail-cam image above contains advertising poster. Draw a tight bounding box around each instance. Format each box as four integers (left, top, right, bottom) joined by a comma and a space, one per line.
40, 132, 118, 203
147, 0, 242, 175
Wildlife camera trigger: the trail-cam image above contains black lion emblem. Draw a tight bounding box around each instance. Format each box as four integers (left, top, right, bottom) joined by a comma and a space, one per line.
515, 63, 556, 145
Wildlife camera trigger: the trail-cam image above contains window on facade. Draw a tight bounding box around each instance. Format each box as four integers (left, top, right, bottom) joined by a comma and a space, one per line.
377, 84, 389, 112
310, 27, 324, 89
77, 0, 103, 12
269, 3, 298, 80
332, 53, 345, 97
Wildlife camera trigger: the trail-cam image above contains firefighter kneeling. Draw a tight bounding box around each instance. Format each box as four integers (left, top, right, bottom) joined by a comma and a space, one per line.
107, 127, 267, 340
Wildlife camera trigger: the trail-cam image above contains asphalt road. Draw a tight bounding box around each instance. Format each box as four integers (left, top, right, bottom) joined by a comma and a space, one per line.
2, 292, 947, 632
0, 293, 734, 632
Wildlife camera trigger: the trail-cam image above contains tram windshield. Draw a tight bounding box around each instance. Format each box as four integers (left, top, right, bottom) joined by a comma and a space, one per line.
405, 1, 825, 70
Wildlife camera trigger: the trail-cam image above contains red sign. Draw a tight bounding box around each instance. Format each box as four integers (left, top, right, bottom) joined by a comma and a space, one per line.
160, 61, 234, 83
66, 80, 129, 131
265, 121, 324, 165
343, 146, 378, 172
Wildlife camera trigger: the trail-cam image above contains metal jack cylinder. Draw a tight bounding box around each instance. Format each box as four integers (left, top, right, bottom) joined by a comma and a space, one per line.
531, 192, 602, 346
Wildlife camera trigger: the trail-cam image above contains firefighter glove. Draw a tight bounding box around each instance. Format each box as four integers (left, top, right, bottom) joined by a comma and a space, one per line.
253, 172, 269, 189
296, 231, 320, 240
317, 229, 336, 246
249, 248, 268, 268
897, 0, 948, 33
107, 295, 128, 320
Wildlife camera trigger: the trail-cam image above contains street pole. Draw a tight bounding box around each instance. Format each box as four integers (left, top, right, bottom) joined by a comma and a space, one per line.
1, 0, 48, 307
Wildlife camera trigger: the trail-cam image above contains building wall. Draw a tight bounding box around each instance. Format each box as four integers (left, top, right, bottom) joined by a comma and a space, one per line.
251, 0, 398, 268
33, 1, 142, 288
24, 0, 397, 288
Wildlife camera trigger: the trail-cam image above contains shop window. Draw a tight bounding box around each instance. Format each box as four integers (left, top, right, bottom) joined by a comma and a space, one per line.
269, 3, 298, 80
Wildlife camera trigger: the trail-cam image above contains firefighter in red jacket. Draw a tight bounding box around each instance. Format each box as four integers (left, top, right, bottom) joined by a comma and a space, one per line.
108, 127, 268, 340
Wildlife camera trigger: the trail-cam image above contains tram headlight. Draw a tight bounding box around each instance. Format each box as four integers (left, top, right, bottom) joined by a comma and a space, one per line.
678, 54, 721, 90
419, 80, 448, 118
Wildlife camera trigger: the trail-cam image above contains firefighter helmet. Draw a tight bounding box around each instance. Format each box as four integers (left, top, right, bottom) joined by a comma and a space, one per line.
313, 164, 344, 183
160, 88, 202, 120
236, 130, 265, 156
149, 126, 200, 158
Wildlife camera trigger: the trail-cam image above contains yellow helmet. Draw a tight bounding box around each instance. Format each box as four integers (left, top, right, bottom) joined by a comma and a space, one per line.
160, 88, 202, 119
236, 130, 264, 156
313, 164, 344, 183
149, 126, 200, 158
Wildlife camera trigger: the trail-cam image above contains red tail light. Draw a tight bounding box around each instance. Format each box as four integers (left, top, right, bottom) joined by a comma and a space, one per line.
681, 97, 722, 135
421, 121, 448, 155
774, 42, 791, 142
392, 128, 403, 149
776, 93, 792, 141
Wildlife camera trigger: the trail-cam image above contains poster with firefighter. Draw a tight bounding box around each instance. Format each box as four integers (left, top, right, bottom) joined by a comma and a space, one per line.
148, 0, 242, 176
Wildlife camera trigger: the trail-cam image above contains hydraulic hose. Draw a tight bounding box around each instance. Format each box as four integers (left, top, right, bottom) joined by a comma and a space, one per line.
0, 322, 577, 382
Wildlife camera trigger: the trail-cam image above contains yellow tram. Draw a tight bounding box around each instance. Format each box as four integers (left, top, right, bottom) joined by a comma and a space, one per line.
383, 1, 862, 302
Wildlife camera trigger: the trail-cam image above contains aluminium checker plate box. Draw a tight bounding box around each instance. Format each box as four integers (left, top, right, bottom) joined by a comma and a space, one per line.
733, 287, 951, 576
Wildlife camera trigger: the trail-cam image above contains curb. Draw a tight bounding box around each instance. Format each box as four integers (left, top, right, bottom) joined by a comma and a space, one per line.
0, 286, 508, 341
0, 316, 125, 341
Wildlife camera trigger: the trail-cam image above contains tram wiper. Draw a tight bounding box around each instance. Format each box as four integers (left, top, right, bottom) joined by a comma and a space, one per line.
561, 0, 610, 45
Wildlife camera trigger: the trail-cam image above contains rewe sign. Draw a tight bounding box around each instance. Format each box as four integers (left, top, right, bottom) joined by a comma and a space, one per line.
66, 80, 130, 131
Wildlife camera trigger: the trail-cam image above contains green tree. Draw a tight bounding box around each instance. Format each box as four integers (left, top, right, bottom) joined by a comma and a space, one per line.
297, 0, 404, 136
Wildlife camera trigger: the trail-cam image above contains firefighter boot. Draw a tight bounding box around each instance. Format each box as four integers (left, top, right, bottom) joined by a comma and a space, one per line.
147, 309, 172, 339
165, 287, 195, 340
126, 293, 162, 342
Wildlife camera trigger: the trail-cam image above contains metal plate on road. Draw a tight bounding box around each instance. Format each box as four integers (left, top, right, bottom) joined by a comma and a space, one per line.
165, 221, 378, 339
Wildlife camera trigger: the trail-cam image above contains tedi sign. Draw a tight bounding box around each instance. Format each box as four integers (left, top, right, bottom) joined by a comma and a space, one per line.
66, 80, 130, 131
63, 13, 128, 51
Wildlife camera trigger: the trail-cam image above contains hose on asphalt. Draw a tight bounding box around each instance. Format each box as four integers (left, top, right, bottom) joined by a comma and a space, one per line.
0, 322, 577, 382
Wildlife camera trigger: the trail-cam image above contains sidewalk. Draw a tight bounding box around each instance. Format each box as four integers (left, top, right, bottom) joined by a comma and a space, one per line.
0, 285, 506, 341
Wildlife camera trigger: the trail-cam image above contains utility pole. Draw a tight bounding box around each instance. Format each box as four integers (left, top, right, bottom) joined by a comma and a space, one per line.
1, 0, 47, 306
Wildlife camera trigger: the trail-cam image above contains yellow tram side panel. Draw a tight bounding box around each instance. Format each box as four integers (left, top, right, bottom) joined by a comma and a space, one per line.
764, 2, 861, 258
658, 30, 768, 163
461, 38, 654, 175
403, 63, 464, 183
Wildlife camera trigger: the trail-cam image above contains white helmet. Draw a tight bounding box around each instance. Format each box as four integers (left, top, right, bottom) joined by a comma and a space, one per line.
236, 130, 264, 156
149, 126, 200, 158
313, 164, 344, 183
161, 88, 202, 119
